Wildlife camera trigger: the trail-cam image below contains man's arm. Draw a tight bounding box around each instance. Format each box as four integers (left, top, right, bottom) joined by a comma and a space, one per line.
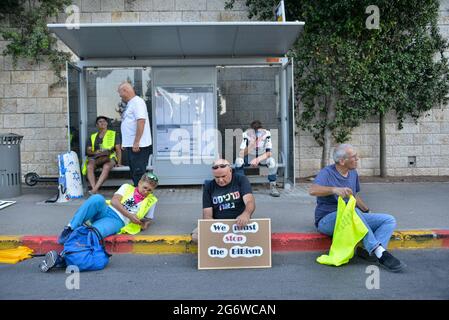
202, 207, 213, 220
236, 193, 255, 227
355, 194, 369, 212
309, 184, 353, 198
249, 151, 271, 166
133, 119, 145, 152
115, 144, 122, 166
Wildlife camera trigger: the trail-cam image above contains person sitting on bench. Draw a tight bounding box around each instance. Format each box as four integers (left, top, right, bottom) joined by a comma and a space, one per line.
235, 120, 280, 197
82, 116, 122, 194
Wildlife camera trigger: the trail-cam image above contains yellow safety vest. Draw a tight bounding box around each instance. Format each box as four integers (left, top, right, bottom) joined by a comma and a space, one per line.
316, 196, 368, 266
106, 184, 158, 235
82, 130, 117, 175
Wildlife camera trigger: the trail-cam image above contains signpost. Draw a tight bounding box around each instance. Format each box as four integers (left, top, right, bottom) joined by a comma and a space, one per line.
198, 218, 272, 270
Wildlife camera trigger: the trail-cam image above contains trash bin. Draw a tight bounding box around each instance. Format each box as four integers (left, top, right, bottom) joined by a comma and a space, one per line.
0, 133, 24, 198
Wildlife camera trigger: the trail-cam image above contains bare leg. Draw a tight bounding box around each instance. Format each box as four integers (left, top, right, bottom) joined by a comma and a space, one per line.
86, 159, 97, 191
92, 161, 114, 193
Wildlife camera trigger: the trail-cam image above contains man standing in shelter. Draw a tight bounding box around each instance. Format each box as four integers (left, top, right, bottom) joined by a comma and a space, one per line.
118, 82, 152, 186
309, 144, 406, 272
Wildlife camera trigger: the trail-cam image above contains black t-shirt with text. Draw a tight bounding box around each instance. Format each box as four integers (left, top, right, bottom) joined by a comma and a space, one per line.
202, 173, 253, 219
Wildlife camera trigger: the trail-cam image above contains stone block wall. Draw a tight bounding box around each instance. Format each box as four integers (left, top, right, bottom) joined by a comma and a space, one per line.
0, 0, 250, 176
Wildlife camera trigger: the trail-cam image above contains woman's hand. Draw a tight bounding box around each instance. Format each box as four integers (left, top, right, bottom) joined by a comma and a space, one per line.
129, 215, 142, 225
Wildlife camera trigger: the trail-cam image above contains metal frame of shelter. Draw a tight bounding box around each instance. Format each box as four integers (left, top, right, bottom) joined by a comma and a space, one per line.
48, 22, 304, 186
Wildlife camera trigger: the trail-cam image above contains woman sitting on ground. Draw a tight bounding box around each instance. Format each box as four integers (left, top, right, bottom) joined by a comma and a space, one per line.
38, 172, 159, 272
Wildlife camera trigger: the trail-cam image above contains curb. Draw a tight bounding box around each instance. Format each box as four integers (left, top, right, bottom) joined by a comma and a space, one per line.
1, 230, 448, 255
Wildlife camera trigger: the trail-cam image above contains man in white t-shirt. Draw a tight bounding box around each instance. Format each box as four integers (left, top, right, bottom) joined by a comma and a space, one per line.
118, 82, 152, 186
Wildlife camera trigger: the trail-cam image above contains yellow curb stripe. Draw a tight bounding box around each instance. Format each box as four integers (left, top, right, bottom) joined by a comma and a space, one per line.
0, 236, 21, 250
132, 235, 198, 255
389, 231, 442, 250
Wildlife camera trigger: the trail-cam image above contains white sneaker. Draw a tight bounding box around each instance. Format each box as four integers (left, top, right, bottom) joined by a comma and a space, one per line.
38, 250, 58, 273
270, 182, 280, 197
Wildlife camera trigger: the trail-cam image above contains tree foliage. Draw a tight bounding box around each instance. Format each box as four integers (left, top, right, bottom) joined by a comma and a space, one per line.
0, 0, 72, 85
226, 0, 449, 151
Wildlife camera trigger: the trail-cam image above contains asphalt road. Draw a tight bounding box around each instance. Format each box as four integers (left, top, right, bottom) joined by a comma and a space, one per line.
0, 250, 448, 300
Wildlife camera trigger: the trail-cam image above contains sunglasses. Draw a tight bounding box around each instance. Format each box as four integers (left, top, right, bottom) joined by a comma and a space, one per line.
211, 164, 229, 170
146, 172, 159, 182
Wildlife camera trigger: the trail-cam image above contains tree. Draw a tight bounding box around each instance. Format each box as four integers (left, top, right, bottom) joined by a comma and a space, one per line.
0, 0, 72, 85
226, 0, 449, 171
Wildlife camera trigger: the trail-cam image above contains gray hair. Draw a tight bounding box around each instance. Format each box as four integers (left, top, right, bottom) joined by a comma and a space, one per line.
333, 144, 353, 163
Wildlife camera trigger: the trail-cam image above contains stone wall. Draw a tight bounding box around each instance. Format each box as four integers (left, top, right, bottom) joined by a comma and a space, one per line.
0, 0, 250, 176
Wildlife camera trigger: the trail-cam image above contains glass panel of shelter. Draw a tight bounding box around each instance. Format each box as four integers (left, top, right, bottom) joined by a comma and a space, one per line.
85, 67, 152, 167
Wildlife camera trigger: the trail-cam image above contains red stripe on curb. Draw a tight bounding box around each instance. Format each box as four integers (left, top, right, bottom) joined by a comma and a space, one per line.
433, 230, 449, 248
21, 236, 63, 255
272, 233, 332, 252
104, 235, 134, 253
11, 230, 449, 254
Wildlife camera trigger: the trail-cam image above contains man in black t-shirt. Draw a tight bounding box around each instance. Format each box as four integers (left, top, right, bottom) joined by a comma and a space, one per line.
191, 159, 256, 243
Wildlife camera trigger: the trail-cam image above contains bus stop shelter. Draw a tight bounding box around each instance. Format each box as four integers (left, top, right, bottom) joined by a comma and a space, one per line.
48, 22, 304, 186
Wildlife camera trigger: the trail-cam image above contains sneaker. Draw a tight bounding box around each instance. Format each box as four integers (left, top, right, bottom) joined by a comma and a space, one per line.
57, 226, 72, 244
270, 182, 280, 197
355, 246, 377, 262
377, 251, 406, 272
38, 250, 59, 273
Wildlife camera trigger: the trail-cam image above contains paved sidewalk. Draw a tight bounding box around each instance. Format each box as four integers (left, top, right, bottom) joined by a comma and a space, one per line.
0, 182, 449, 254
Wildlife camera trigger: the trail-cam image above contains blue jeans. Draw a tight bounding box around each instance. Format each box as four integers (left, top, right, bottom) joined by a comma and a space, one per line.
69, 194, 125, 238
235, 155, 277, 182
317, 208, 396, 254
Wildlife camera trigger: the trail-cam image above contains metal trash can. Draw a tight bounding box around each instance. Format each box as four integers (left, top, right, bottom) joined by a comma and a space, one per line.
0, 133, 24, 198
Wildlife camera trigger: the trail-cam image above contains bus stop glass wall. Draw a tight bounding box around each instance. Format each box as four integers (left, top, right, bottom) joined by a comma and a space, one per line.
154, 85, 215, 160
216, 66, 281, 162
85, 68, 152, 166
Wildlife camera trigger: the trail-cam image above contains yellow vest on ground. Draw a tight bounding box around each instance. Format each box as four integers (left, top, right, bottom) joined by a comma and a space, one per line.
106, 184, 158, 235
316, 195, 368, 266
82, 130, 117, 175
0, 246, 34, 264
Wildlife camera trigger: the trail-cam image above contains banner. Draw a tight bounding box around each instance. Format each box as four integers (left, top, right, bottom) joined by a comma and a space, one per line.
198, 218, 271, 270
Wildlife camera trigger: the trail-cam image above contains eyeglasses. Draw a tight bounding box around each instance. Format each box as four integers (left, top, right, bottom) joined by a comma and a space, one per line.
211, 164, 229, 170
146, 172, 159, 182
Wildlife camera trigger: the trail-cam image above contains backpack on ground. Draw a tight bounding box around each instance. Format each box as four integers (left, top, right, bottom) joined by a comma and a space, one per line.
61, 225, 111, 272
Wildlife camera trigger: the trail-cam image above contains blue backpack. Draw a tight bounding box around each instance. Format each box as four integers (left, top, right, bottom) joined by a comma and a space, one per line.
61, 225, 111, 272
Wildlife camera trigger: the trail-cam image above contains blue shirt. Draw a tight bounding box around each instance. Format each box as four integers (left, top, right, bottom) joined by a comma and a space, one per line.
313, 164, 360, 227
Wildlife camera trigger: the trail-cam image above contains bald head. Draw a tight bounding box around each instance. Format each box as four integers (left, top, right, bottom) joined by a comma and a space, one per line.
212, 159, 230, 167
211, 159, 232, 187
118, 82, 136, 102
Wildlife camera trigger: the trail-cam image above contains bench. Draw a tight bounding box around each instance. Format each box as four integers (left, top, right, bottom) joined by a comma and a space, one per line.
94, 154, 154, 173
231, 151, 286, 185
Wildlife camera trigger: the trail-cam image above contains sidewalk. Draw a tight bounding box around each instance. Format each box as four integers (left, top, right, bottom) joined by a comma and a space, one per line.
0, 182, 448, 254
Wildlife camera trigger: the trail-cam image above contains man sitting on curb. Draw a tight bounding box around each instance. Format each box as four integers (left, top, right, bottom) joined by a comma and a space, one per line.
191, 159, 256, 243
309, 144, 406, 272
